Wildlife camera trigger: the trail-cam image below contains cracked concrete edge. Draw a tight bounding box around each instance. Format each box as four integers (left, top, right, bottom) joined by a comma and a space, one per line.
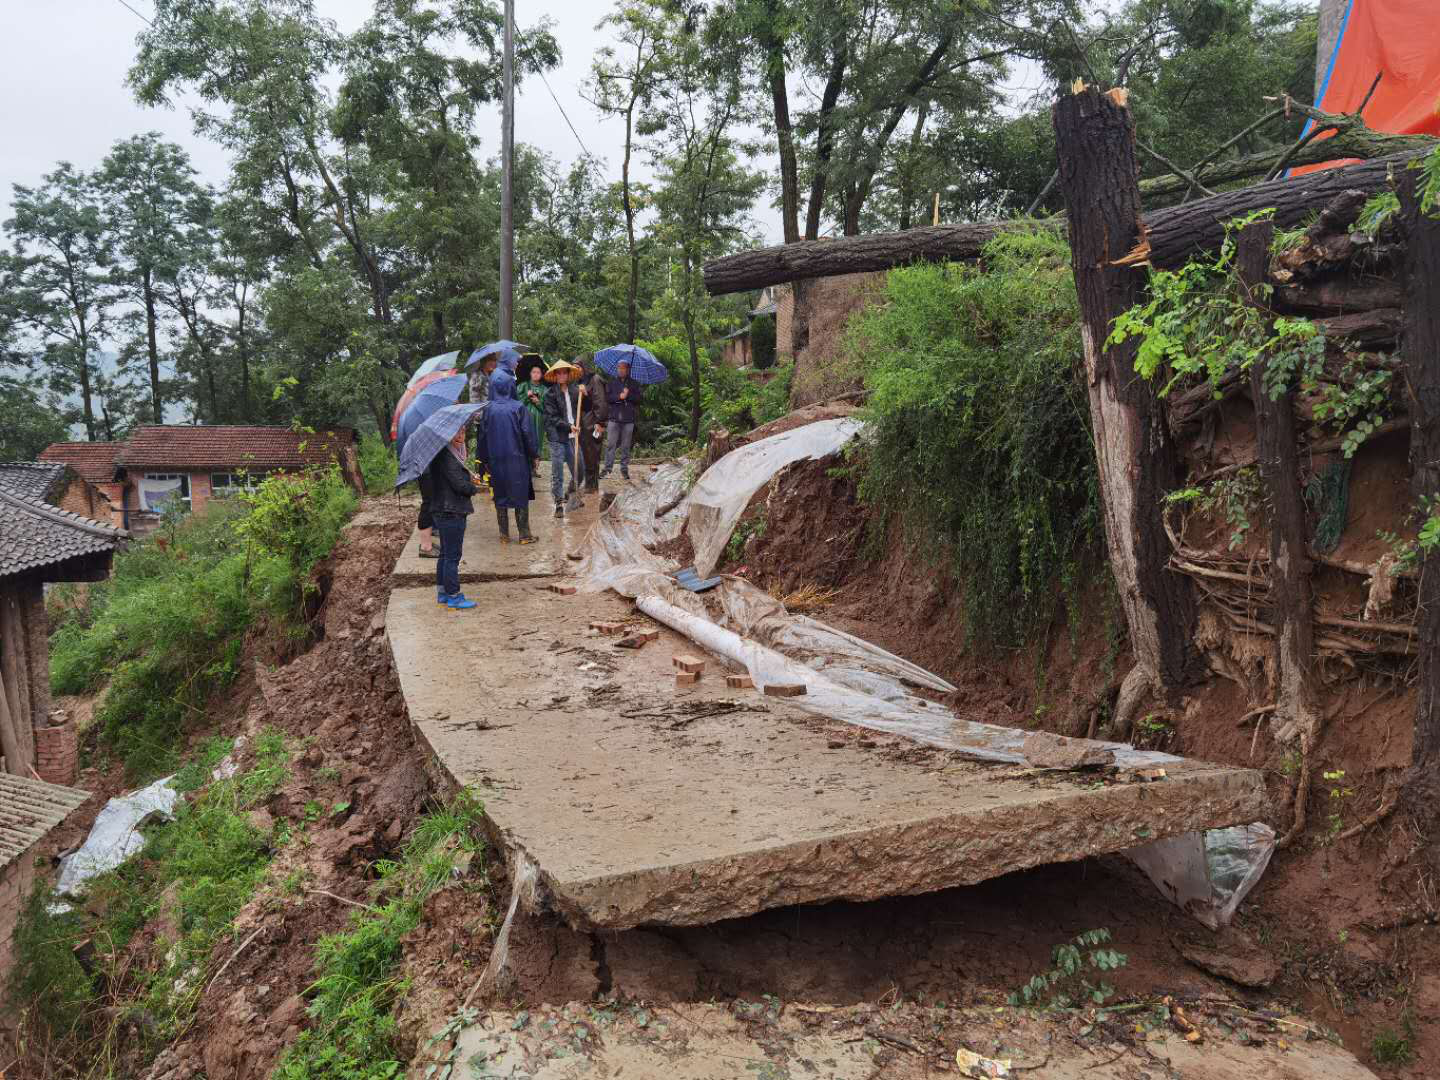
517, 766, 1267, 931
390, 569, 559, 587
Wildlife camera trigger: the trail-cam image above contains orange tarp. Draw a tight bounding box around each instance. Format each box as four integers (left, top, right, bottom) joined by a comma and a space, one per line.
1295, 0, 1440, 175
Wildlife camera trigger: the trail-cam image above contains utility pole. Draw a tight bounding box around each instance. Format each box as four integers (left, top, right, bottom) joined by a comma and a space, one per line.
499, 0, 515, 339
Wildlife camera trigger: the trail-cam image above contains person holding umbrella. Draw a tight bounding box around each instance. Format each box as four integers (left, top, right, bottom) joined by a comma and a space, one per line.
394, 402, 486, 610
595, 344, 667, 481
542, 358, 585, 516
485, 368, 540, 543
394, 373, 466, 560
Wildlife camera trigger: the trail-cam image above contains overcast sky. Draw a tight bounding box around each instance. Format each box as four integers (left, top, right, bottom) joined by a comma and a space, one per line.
0, 0, 790, 242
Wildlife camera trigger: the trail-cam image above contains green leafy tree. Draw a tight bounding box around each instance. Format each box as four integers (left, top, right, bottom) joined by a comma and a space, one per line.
0, 164, 118, 440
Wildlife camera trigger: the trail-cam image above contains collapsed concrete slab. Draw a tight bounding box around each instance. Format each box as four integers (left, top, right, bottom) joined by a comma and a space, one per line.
387, 579, 1268, 931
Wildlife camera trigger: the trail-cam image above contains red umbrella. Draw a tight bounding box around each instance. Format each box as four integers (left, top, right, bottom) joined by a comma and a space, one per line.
391, 369, 458, 441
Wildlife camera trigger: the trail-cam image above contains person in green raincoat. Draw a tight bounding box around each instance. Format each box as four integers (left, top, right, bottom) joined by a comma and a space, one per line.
515, 355, 546, 474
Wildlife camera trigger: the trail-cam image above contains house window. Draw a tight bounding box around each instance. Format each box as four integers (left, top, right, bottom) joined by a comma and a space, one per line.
140, 473, 190, 511
211, 471, 263, 498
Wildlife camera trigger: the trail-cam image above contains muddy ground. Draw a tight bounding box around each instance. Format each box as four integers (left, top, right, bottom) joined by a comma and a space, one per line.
10, 455, 1426, 1078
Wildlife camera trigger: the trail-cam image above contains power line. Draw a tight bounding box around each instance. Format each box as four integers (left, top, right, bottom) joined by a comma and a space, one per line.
114, 0, 153, 27
534, 67, 594, 163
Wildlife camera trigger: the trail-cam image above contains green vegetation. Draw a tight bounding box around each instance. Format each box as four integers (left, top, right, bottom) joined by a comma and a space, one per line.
49, 467, 355, 780
6, 732, 291, 1072
274, 790, 491, 1080
1164, 468, 1263, 551
851, 230, 1097, 647
1371, 1017, 1416, 1066
358, 431, 398, 493
1008, 928, 1128, 1010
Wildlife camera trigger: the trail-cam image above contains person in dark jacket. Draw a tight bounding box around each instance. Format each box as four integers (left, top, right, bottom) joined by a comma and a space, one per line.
577, 355, 604, 494
428, 428, 481, 609
601, 360, 643, 480
416, 470, 438, 558
485, 369, 540, 542
542, 358, 585, 516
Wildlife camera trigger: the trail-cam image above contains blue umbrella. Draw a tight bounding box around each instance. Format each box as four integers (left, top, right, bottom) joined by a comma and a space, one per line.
466, 340, 530, 372
396, 374, 467, 458
395, 403, 485, 489
594, 343, 668, 384
406, 350, 461, 390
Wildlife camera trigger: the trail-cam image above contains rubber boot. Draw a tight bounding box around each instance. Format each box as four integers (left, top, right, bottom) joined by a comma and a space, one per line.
517, 504, 536, 544
496, 505, 511, 542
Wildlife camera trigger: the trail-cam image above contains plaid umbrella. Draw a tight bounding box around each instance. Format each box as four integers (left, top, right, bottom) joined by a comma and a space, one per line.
395, 403, 485, 489
466, 340, 530, 372
594, 343, 668, 384
390, 370, 459, 442
406, 350, 461, 390
395, 374, 467, 458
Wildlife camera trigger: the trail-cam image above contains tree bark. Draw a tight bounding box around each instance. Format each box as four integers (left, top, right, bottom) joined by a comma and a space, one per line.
1138, 122, 1435, 203
236, 281, 253, 420
622, 77, 641, 343
681, 257, 701, 444
1397, 167, 1440, 785
704, 150, 1429, 295
1054, 87, 1201, 732
144, 270, 163, 423
0, 588, 35, 775
1237, 220, 1321, 746
762, 1, 800, 246
804, 29, 849, 241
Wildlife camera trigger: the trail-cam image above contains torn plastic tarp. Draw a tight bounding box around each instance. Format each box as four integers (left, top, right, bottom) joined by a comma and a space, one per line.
686, 417, 863, 578
1125, 823, 1276, 931
56, 776, 178, 896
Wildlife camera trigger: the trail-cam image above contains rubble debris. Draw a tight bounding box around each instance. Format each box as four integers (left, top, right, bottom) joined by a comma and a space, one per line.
1021, 732, 1116, 770
726, 674, 754, 689
547, 584, 578, 596
589, 621, 625, 635
955, 1046, 1012, 1078
763, 683, 807, 698
676, 671, 700, 686
672, 654, 706, 674
1180, 942, 1280, 988
613, 634, 648, 650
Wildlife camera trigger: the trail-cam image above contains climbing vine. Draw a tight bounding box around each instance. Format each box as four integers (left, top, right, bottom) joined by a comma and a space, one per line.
1109, 212, 1391, 459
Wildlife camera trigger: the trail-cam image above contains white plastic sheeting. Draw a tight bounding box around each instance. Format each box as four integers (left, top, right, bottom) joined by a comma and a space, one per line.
686, 417, 864, 577
1125, 823, 1277, 930
577, 424, 1273, 924
56, 776, 178, 896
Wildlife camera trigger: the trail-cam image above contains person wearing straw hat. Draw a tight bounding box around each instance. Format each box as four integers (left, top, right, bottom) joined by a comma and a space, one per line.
542, 358, 586, 517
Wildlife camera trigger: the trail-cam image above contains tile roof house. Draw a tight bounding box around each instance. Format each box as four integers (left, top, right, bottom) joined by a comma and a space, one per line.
0, 464, 117, 969
43, 426, 362, 533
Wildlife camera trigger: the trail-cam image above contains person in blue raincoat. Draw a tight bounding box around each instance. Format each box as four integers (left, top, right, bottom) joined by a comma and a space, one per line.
485, 369, 540, 543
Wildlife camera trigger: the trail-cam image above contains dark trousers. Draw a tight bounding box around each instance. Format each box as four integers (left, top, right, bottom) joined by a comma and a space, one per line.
496, 504, 531, 538
579, 418, 602, 492
434, 512, 467, 596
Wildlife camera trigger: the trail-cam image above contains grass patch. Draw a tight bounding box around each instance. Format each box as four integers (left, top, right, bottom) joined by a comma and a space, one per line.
1371, 1016, 1416, 1066
5, 732, 292, 1074
358, 431, 398, 493
273, 789, 491, 1079
849, 229, 1098, 648
50, 467, 355, 780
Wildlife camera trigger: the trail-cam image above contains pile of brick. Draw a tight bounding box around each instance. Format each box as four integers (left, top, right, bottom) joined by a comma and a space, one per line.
34, 712, 78, 785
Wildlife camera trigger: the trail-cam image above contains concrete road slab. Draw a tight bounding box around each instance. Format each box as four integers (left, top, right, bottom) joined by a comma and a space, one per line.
388, 581, 1267, 931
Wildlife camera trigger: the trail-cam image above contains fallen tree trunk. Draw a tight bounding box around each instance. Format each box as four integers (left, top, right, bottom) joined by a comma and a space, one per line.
703, 150, 1427, 295
1138, 112, 1435, 203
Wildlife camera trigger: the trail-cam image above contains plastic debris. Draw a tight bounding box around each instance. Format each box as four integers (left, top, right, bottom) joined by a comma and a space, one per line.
56, 776, 180, 895
955, 1046, 1012, 1078
1125, 822, 1276, 930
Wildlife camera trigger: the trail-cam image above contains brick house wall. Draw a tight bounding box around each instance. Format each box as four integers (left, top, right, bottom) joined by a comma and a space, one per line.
0, 849, 36, 979
51, 472, 123, 529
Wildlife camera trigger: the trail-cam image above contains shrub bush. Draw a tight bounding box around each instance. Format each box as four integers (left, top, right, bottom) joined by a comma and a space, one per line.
357, 431, 398, 493
50, 468, 355, 779
851, 229, 1099, 647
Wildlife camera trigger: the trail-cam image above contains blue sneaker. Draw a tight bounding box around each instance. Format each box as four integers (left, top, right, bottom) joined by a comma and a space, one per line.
437, 588, 447, 604
446, 594, 477, 610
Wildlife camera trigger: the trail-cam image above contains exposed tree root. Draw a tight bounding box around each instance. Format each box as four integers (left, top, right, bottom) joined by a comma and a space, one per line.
1276, 736, 1314, 850
1336, 782, 1400, 843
